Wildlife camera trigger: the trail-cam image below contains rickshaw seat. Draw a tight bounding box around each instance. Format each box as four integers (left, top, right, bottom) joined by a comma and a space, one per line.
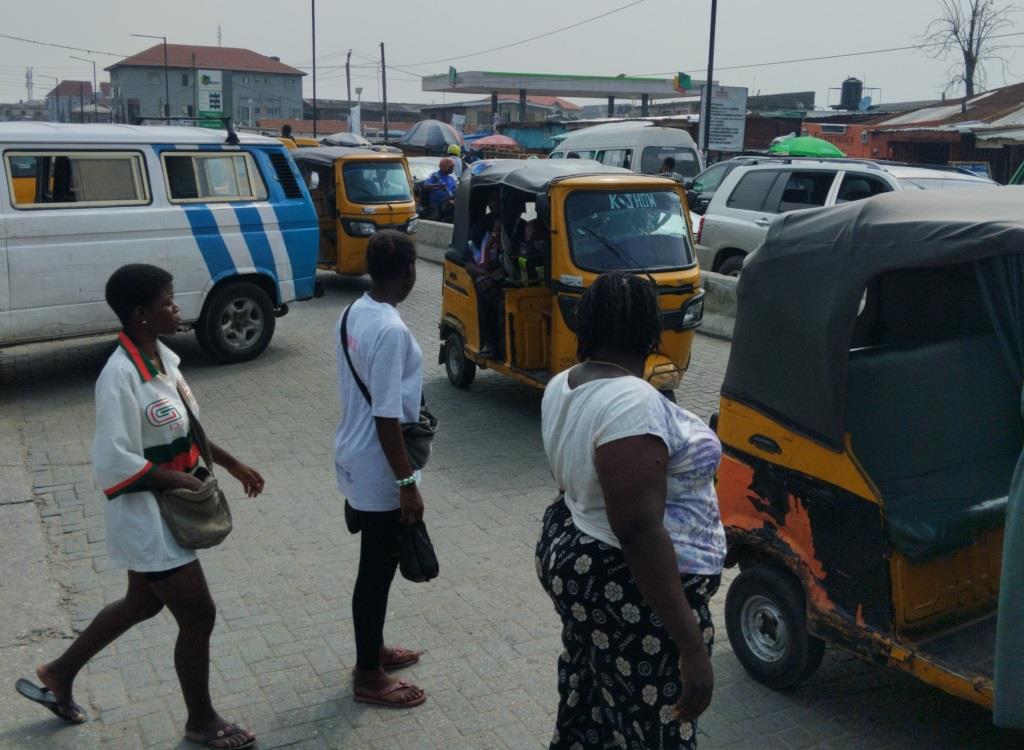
847, 334, 1021, 563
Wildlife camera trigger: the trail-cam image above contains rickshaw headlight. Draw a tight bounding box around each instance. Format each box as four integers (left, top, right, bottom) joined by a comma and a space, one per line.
406, 216, 419, 234
349, 221, 376, 237
682, 298, 704, 328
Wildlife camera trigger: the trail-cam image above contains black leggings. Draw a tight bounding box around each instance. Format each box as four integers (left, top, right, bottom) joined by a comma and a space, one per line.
351, 507, 402, 671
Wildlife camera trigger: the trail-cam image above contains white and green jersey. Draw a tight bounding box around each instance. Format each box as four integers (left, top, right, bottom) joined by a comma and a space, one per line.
91, 333, 200, 572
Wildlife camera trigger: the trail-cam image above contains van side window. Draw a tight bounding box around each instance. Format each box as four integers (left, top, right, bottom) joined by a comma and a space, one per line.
5, 151, 150, 209
600, 149, 633, 169
161, 152, 268, 203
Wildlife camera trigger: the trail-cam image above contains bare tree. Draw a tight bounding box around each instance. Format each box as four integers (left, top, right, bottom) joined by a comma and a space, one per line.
924, 0, 1020, 97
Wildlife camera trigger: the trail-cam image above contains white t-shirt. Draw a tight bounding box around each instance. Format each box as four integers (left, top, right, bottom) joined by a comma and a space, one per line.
334, 294, 423, 511
541, 371, 726, 575
92, 334, 200, 572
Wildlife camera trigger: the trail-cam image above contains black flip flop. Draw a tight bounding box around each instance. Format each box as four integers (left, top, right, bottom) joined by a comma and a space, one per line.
15, 678, 88, 724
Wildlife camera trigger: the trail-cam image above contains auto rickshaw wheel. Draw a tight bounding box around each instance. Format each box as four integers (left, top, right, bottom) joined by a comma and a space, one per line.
444, 333, 476, 388
725, 566, 825, 690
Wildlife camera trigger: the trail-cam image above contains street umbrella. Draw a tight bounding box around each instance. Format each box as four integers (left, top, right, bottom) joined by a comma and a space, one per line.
398, 120, 464, 149
769, 135, 845, 158
322, 131, 371, 147
469, 134, 521, 150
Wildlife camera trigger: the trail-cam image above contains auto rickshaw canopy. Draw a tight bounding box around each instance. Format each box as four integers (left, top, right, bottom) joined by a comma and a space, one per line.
723, 186, 1024, 450
290, 146, 383, 167
450, 159, 632, 255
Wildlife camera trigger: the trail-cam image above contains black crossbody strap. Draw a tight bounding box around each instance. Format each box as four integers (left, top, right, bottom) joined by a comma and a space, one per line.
340, 304, 373, 406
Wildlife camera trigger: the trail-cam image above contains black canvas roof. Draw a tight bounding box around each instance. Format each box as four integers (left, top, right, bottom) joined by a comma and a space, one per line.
723, 186, 1024, 448
290, 146, 380, 167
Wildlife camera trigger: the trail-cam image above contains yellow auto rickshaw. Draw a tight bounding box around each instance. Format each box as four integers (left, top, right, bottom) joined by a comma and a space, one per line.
715, 187, 1024, 722
439, 159, 704, 395
292, 147, 417, 276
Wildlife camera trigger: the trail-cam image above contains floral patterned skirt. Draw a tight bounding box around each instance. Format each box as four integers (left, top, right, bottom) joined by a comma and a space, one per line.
536, 498, 720, 750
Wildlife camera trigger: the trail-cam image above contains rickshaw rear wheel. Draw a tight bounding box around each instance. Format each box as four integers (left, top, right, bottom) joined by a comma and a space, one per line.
445, 332, 476, 388
725, 566, 825, 690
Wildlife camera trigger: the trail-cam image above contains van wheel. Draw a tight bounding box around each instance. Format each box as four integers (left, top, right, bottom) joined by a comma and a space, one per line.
198, 282, 276, 364
717, 255, 745, 277
444, 333, 476, 388
725, 566, 825, 690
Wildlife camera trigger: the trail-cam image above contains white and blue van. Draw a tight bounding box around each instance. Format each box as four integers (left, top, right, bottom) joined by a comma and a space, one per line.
0, 122, 321, 363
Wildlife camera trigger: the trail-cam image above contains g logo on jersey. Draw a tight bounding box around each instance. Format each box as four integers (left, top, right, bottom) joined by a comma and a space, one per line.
146, 398, 182, 427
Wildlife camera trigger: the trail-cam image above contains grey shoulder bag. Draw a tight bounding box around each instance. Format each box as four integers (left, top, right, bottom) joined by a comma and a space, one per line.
155, 384, 233, 549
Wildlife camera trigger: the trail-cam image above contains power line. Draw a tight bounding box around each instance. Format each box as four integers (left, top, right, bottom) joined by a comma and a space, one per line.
631, 31, 1024, 77
393, 0, 646, 68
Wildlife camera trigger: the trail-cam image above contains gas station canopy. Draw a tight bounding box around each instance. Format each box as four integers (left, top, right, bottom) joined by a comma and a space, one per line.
422, 70, 707, 100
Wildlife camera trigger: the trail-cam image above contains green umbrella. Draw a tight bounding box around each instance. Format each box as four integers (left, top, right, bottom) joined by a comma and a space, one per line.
769, 135, 845, 158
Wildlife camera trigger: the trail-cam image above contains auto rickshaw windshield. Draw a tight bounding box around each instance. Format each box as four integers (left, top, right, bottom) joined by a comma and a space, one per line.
565, 189, 693, 272
342, 161, 413, 204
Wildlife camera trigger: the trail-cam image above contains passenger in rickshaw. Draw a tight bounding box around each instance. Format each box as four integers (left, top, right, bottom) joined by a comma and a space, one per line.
465, 215, 504, 358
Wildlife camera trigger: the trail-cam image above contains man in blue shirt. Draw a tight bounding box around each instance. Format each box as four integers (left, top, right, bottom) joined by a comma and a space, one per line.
422, 158, 457, 222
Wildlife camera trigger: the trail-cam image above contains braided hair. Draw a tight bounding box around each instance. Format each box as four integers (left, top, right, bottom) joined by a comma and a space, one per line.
366, 229, 417, 282
575, 271, 662, 360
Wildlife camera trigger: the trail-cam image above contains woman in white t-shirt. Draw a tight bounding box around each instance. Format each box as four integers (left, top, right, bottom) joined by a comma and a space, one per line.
16, 265, 264, 750
334, 231, 427, 709
538, 271, 726, 750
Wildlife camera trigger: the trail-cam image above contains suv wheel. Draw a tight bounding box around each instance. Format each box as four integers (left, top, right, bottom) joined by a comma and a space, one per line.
718, 254, 746, 277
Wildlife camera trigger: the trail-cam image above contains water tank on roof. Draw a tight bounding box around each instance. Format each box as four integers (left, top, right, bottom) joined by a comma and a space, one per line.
840, 78, 863, 111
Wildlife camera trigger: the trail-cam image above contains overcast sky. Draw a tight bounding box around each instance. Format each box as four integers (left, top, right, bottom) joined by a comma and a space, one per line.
1, 0, 1021, 108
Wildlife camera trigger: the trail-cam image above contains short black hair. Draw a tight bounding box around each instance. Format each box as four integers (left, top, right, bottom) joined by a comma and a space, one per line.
576, 271, 662, 360
282, 123, 293, 135
105, 264, 174, 325
366, 230, 416, 281
662, 156, 676, 169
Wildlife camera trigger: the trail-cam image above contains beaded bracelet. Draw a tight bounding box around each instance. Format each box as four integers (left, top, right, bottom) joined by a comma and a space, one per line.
395, 470, 420, 488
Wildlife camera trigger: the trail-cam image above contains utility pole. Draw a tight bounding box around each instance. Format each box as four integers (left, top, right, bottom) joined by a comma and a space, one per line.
380, 42, 389, 144
311, 0, 318, 137
25, 67, 33, 101
71, 56, 97, 121
345, 50, 352, 123
192, 53, 198, 117
701, 0, 718, 158
78, 83, 85, 123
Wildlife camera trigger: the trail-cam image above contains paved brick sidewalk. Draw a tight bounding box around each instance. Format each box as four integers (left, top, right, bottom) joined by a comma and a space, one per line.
0, 260, 1019, 749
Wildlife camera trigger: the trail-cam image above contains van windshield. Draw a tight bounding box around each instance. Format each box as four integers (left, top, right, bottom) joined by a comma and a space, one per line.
342, 161, 412, 204
566, 190, 694, 272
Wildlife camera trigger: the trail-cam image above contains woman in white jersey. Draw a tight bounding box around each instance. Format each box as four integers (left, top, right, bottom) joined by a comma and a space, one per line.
537, 271, 726, 750
16, 264, 263, 750
334, 231, 427, 708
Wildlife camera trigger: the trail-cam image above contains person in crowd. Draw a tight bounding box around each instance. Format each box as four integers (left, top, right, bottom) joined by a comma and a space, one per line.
422, 158, 458, 222
466, 214, 505, 358
447, 143, 465, 178
334, 230, 427, 709
659, 156, 685, 183
281, 123, 296, 143
16, 264, 264, 750
537, 271, 726, 749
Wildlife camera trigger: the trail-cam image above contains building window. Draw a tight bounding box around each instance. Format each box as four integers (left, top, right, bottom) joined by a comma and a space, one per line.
161, 152, 268, 203
5, 151, 150, 209
182, 73, 190, 87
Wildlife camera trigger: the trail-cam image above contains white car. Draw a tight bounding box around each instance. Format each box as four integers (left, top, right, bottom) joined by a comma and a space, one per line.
696, 160, 997, 276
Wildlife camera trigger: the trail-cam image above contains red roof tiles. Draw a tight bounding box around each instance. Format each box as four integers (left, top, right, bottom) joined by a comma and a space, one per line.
107, 44, 304, 76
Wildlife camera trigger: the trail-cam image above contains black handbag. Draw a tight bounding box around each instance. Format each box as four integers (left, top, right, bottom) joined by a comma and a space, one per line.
340, 304, 438, 470
399, 521, 439, 582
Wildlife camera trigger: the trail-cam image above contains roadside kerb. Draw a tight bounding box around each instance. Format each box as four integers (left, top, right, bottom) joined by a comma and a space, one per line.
414, 219, 737, 339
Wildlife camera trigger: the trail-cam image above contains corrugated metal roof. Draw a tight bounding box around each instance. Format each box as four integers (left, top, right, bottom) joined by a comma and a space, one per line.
107, 44, 304, 76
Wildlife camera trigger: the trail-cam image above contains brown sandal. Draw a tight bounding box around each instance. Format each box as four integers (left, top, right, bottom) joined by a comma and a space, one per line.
381, 646, 421, 670
353, 679, 426, 708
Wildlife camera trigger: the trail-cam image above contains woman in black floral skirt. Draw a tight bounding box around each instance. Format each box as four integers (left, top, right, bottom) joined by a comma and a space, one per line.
538, 272, 726, 749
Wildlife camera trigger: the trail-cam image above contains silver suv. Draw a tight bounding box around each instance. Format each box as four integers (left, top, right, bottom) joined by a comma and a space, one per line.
696, 160, 995, 276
